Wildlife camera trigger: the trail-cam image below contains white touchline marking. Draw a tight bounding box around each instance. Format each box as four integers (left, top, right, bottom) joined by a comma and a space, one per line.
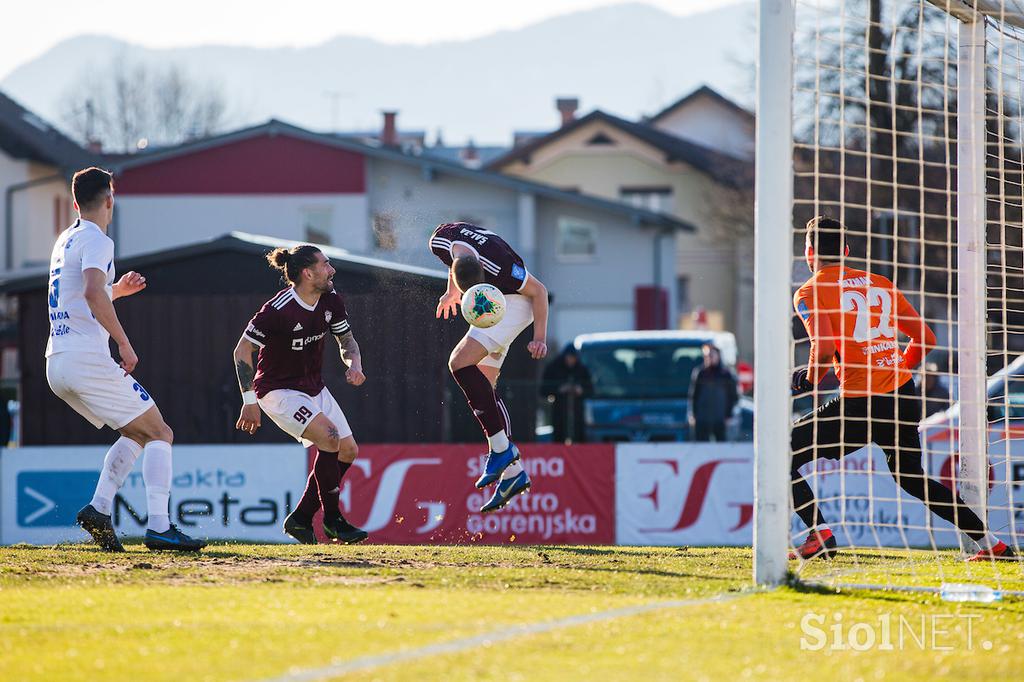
259, 592, 747, 682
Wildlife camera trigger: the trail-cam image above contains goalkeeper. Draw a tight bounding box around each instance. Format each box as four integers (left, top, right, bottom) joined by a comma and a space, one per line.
789, 216, 1014, 561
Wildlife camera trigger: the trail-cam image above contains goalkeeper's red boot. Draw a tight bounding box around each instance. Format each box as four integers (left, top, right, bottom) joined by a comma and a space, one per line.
789, 529, 838, 560
968, 541, 1018, 562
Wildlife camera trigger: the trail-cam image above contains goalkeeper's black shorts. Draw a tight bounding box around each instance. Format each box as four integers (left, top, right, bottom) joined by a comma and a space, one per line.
791, 379, 923, 472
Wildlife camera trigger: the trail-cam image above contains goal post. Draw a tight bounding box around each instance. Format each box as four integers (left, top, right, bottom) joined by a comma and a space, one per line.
754, 0, 1024, 591
754, 0, 797, 587
954, 8, 988, 555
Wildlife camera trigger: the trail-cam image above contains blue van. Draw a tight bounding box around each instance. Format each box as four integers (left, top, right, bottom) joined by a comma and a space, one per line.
572, 331, 752, 442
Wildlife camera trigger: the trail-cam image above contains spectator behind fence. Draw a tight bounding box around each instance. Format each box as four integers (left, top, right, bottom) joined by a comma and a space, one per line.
688, 344, 738, 442
541, 344, 593, 443
922, 362, 951, 417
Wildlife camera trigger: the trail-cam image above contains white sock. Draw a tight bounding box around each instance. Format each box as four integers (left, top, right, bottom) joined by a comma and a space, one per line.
488, 430, 510, 453
501, 460, 524, 481
143, 440, 173, 533
976, 533, 1000, 550
90, 437, 143, 515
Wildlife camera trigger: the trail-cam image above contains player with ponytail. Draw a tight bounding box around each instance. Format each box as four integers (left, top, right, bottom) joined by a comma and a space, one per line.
232, 244, 369, 545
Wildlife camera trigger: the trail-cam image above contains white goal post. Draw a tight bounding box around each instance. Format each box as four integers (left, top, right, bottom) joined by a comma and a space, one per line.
755, 0, 1024, 588
754, 0, 796, 587
953, 5, 989, 557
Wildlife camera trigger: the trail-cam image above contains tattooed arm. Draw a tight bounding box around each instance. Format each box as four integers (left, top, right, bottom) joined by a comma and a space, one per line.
234, 338, 257, 391
335, 331, 366, 386
233, 336, 261, 434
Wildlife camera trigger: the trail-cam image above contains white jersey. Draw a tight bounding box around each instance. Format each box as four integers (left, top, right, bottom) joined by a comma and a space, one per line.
45, 219, 116, 358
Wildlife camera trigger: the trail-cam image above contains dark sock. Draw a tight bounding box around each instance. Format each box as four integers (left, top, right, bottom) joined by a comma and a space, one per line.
895, 472, 987, 540
314, 450, 342, 521
791, 471, 827, 530
452, 365, 504, 436
294, 470, 320, 520
338, 460, 351, 482
497, 398, 511, 439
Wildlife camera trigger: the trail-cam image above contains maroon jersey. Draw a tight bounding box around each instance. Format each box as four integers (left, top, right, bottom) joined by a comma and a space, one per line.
243, 287, 351, 398
429, 222, 530, 295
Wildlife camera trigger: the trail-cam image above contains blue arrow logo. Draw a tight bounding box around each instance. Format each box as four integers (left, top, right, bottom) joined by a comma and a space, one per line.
17, 471, 99, 527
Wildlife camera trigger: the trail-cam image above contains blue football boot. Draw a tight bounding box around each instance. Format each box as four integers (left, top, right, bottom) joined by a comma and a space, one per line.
474, 442, 521, 489
144, 524, 207, 552
480, 469, 532, 514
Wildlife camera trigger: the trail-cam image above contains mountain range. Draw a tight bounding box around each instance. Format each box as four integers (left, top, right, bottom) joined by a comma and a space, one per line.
0, 2, 755, 145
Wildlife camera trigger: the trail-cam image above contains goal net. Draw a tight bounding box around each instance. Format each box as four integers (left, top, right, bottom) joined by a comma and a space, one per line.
755, 0, 1024, 593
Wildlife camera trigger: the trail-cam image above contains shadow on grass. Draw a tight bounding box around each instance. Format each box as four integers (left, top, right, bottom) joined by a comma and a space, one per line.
541, 546, 699, 558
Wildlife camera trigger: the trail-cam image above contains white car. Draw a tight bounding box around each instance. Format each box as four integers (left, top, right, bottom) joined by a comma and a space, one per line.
919, 355, 1024, 538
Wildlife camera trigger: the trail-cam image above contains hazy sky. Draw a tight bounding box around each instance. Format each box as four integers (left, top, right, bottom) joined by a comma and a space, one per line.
2, 0, 743, 79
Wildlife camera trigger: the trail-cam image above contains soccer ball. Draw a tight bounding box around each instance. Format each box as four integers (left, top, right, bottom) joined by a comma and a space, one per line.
461, 283, 506, 329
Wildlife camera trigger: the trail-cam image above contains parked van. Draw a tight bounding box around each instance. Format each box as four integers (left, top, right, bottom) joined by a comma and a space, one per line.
572, 331, 752, 442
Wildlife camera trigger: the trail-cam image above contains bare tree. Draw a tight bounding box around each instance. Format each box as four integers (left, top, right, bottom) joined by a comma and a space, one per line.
59, 57, 229, 153
792, 0, 1024, 363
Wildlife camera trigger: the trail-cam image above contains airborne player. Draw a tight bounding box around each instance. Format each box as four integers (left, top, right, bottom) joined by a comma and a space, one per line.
233, 245, 368, 544
430, 222, 549, 512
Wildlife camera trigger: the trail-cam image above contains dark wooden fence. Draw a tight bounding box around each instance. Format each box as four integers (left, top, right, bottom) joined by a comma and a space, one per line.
15, 245, 538, 445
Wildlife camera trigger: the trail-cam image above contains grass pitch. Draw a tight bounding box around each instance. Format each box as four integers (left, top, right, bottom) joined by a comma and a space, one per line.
1, 543, 1021, 681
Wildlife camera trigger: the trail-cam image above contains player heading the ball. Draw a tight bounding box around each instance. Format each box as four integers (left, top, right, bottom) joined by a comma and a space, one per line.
430, 222, 549, 513
47, 167, 205, 552
790, 216, 1014, 561
233, 245, 368, 545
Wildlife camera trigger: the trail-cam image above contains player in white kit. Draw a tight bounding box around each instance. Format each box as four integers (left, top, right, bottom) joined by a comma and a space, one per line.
46, 167, 204, 552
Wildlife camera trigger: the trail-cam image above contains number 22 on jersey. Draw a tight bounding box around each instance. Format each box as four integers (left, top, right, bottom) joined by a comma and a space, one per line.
841, 287, 895, 343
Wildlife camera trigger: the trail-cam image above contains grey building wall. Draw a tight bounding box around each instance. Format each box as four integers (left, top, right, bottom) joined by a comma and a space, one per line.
534, 198, 676, 347
365, 157, 678, 348
364, 158, 521, 268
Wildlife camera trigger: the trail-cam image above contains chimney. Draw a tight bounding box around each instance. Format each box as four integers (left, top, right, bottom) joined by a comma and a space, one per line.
460, 139, 480, 168
556, 97, 579, 127
381, 111, 398, 146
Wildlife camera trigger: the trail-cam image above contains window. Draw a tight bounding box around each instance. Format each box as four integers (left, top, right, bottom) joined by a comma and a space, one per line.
577, 343, 704, 399
620, 187, 674, 214
586, 132, 615, 146
556, 218, 597, 261
676, 275, 691, 315
301, 208, 332, 245
989, 378, 1024, 422
373, 213, 397, 251
54, 196, 70, 235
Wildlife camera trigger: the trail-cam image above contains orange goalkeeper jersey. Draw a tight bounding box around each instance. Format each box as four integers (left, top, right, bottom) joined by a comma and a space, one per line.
794, 265, 923, 397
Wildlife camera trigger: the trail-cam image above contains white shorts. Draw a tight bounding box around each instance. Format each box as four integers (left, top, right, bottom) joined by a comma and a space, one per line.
259, 387, 352, 447
46, 351, 157, 430
467, 294, 534, 369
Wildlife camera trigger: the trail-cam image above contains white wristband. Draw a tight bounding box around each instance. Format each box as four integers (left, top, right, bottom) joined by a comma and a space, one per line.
242, 391, 258, 405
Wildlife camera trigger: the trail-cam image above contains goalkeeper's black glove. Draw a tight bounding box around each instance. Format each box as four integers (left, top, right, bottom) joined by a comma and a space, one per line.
791, 368, 815, 395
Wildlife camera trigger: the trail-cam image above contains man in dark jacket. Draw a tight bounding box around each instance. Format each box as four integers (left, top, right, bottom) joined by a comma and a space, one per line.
688, 344, 738, 442
541, 345, 594, 443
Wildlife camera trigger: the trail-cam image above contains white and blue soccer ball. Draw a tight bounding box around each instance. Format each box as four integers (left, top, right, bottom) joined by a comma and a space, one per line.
461, 283, 506, 329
